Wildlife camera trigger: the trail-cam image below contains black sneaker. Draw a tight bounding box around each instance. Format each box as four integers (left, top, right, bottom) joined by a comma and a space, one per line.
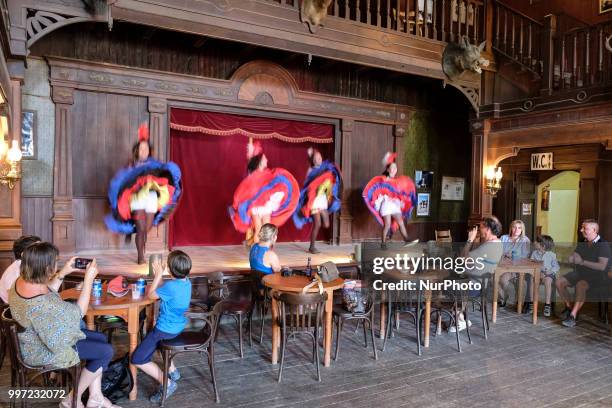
543, 304, 552, 317
562, 315, 577, 327
522, 302, 533, 314
559, 307, 571, 320
497, 299, 507, 308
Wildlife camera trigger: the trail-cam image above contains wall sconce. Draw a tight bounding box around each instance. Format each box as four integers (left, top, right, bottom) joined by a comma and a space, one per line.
0, 115, 22, 189
485, 166, 503, 197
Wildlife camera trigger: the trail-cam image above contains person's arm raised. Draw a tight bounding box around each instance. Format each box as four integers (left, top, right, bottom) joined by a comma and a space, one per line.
148, 257, 164, 300
48, 256, 77, 292
76, 259, 98, 316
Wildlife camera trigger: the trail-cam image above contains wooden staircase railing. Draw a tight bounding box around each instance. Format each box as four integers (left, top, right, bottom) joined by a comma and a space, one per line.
269, 0, 486, 45
492, 1, 544, 77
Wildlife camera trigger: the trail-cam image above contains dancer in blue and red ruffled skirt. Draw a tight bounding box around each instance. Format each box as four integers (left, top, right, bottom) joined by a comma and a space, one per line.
293, 147, 342, 254
229, 139, 299, 246
363, 152, 416, 249
105, 124, 182, 264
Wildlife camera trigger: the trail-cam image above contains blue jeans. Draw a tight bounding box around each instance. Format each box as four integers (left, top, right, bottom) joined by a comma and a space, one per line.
75, 329, 114, 372
131, 327, 178, 365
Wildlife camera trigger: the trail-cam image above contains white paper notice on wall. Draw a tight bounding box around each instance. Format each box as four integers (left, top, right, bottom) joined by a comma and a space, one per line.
531, 152, 553, 170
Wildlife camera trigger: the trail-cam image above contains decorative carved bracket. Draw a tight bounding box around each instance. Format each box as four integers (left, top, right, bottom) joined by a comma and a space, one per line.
446, 81, 480, 116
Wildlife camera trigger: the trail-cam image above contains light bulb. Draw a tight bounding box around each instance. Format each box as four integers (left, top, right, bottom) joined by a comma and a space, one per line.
485, 166, 495, 181
7, 140, 22, 162
495, 167, 503, 181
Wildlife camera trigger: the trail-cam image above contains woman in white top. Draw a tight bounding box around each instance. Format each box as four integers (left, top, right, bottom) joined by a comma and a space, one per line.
498, 219, 531, 307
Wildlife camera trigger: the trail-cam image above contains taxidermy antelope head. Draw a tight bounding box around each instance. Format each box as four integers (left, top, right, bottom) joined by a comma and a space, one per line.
442, 36, 490, 81
300, 0, 333, 33
605, 34, 612, 53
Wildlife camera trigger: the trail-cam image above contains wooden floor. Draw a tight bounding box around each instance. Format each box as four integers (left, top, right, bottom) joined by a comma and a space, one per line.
64, 242, 356, 278
3, 307, 612, 407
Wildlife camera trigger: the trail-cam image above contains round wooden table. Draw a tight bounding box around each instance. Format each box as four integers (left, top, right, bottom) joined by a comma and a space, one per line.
60, 287, 156, 400
262, 273, 344, 367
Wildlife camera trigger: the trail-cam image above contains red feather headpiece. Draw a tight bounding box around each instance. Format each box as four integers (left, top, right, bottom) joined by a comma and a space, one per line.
247, 138, 263, 159
138, 123, 149, 142
382, 152, 397, 167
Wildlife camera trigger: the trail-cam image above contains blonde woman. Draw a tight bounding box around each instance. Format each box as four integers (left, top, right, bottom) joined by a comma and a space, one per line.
498, 219, 531, 307
249, 223, 282, 274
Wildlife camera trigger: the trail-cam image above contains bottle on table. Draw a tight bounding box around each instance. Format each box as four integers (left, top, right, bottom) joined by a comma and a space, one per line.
305, 257, 312, 278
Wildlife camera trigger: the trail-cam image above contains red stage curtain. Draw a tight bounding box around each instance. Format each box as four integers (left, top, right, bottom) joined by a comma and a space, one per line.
169, 109, 334, 247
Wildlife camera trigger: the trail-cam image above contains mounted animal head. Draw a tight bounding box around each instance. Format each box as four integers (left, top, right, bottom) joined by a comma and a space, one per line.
606, 34, 612, 53
442, 36, 489, 81
300, 0, 333, 33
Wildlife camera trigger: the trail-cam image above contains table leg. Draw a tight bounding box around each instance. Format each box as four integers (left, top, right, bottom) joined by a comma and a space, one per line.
379, 298, 387, 340
492, 270, 500, 323
270, 295, 279, 365
424, 291, 431, 348
86, 313, 95, 330
517, 273, 524, 314
532, 268, 540, 325
127, 306, 139, 401
323, 292, 333, 367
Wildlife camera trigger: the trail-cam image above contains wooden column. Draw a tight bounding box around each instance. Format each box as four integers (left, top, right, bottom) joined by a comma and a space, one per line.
51, 86, 76, 253
0, 79, 23, 270
540, 14, 557, 97
147, 97, 168, 251
468, 119, 492, 225
338, 118, 353, 244
393, 108, 412, 173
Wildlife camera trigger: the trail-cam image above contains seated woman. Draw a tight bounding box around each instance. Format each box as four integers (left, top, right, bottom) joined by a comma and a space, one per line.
9, 242, 119, 408
497, 219, 531, 307
249, 223, 282, 275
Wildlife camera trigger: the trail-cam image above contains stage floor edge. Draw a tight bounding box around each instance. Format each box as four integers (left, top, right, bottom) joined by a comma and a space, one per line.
63, 242, 356, 278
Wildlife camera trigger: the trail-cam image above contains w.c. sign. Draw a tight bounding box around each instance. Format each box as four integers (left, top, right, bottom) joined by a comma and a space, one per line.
531, 153, 553, 170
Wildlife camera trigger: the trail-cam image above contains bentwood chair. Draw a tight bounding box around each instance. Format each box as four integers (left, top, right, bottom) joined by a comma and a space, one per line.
158, 300, 226, 406
435, 229, 453, 243
250, 270, 271, 344
1, 307, 81, 408
333, 289, 377, 361
468, 273, 492, 340
205, 272, 254, 358
274, 291, 327, 383
381, 285, 422, 356
427, 277, 472, 352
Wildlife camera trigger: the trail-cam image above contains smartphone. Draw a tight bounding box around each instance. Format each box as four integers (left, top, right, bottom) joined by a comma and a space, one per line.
74, 258, 93, 269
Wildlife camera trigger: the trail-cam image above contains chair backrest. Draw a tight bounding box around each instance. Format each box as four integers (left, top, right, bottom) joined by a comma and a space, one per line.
0, 306, 29, 369
190, 276, 210, 304
435, 229, 452, 243
273, 292, 327, 333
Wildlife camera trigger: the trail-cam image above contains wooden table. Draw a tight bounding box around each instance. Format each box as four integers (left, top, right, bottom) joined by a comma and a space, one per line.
262, 273, 344, 367
381, 269, 450, 348
61, 287, 156, 400
492, 258, 542, 325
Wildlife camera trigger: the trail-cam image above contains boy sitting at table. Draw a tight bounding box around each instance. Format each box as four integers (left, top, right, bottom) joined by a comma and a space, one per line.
131, 250, 192, 402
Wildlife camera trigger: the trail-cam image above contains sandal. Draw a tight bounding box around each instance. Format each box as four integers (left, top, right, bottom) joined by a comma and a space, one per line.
59, 392, 83, 408
85, 397, 122, 408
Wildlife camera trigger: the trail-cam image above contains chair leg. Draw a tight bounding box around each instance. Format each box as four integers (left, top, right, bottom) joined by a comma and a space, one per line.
454, 302, 461, 353
248, 310, 253, 348
464, 302, 472, 345
259, 303, 266, 344
362, 318, 368, 347
368, 318, 378, 360
161, 349, 171, 407
208, 348, 220, 403
481, 300, 488, 340
381, 302, 393, 352
278, 332, 286, 383
71, 365, 80, 408
314, 328, 321, 382
238, 313, 244, 358
334, 317, 343, 361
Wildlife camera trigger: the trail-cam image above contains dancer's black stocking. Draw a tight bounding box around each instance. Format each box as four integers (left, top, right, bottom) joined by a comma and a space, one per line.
309, 210, 330, 254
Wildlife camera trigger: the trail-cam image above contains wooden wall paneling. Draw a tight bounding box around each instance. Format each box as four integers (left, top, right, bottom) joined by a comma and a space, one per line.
21, 196, 53, 242
339, 118, 354, 243
51, 85, 76, 252
73, 198, 127, 251
468, 119, 491, 225
598, 155, 612, 236
349, 121, 394, 240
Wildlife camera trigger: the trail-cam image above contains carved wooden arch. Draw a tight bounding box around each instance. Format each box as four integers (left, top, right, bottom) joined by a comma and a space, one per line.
230, 60, 299, 107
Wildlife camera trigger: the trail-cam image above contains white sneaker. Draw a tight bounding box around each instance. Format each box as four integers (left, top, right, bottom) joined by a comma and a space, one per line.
449, 319, 472, 333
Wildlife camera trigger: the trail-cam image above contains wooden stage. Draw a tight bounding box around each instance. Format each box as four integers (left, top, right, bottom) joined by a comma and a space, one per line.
64, 242, 356, 278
